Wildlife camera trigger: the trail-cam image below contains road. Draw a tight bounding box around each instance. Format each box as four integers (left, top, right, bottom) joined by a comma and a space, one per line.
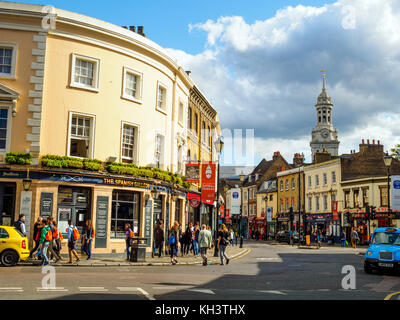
0, 241, 399, 300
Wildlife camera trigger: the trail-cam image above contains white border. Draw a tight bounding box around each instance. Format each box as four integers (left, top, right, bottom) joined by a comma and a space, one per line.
0, 43, 18, 80
70, 53, 100, 92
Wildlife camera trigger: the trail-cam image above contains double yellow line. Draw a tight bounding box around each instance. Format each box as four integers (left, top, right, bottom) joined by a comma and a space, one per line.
384, 291, 400, 300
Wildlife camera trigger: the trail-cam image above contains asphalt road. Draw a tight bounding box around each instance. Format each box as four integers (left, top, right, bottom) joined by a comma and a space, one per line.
1, 241, 399, 300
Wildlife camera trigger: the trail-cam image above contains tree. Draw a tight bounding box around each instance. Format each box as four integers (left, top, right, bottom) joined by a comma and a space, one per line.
390, 144, 400, 160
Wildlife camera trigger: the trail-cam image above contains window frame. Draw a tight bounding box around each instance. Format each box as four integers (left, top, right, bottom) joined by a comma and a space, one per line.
70, 53, 100, 92
0, 43, 17, 79
120, 121, 139, 164
156, 82, 168, 114
154, 133, 165, 169
178, 101, 184, 127
0, 103, 12, 156
67, 111, 96, 159
331, 171, 336, 184
121, 67, 143, 104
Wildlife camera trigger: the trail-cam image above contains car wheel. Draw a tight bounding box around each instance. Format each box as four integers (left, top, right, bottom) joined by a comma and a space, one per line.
1, 250, 19, 267
364, 261, 373, 274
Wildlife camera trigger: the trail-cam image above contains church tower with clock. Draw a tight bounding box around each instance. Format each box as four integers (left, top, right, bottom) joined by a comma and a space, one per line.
310, 72, 340, 161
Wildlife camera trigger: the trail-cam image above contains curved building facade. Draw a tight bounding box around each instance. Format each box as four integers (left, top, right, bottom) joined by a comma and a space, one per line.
0, 1, 220, 254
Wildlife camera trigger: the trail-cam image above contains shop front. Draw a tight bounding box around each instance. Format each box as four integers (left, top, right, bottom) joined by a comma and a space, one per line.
0, 167, 187, 256
305, 213, 342, 243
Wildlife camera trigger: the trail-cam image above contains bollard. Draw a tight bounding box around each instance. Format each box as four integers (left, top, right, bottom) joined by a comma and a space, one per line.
240, 236, 243, 248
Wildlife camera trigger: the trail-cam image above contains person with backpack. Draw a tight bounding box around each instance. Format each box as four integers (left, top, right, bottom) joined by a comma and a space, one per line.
154, 220, 164, 258
199, 224, 212, 266
39, 219, 52, 266
29, 217, 42, 260
169, 221, 180, 265
47, 217, 62, 262
51, 220, 63, 262
217, 224, 230, 265
67, 220, 80, 263
125, 223, 134, 261
82, 219, 95, 260
14, 214, 26, 236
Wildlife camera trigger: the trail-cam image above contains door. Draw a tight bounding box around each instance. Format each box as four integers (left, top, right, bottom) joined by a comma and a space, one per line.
0, 183, 16, 226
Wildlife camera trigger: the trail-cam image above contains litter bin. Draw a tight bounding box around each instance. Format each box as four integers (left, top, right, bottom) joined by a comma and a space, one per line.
130, 237, 147, 262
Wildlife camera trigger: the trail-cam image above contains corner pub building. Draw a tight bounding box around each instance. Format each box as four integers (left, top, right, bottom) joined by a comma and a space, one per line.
0, 2, 220, 255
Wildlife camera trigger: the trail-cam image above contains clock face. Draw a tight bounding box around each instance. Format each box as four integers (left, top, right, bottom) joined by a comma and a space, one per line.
321, 130, 329, 139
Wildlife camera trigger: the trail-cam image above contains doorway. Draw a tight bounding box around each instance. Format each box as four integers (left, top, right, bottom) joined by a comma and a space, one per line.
0, 183, 16, 226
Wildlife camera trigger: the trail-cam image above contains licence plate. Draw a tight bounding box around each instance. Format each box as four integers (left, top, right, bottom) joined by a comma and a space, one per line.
378, 263, 393, 268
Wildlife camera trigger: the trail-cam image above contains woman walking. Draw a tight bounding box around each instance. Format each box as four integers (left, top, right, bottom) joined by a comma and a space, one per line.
169, 221, 180, 264
29, 217, 42, 260
125, 223, 134, 261
82, 220, 95, 260
217, 224, 230, 265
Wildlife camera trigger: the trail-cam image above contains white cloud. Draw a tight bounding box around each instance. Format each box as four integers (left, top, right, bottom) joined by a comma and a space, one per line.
167, 0, 400, 165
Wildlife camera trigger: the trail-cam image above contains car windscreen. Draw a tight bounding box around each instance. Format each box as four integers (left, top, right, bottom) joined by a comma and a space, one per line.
371, 232, 400, 245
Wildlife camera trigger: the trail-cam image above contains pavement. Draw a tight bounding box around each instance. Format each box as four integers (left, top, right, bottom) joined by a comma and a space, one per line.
2, 240, 399, 300
20, 245, 250, 267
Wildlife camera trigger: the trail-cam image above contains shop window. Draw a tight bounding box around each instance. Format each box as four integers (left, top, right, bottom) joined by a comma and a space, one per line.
69, 114, 94, 158
121, 123, 138, 163
111, 190, 140, 238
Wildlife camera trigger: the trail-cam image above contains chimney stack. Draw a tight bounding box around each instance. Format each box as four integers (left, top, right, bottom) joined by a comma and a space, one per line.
373, 139, 375, 145
273, 151, 280, 161
129, 26, 136, 32
362, 139, 365, 144
293, 153, 305, 167
137, 26, 146, 37
378, 140, 380, 145
367, 139, 370, 144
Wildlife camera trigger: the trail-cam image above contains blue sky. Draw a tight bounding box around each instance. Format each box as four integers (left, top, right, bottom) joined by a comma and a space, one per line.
9, 0, 336, 54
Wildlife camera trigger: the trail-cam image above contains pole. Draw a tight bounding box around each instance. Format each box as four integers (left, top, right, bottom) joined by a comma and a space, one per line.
388, 167, 391, 227
214, 156, 221, 257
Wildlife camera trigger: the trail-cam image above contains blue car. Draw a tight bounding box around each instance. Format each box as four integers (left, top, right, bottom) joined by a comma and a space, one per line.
364, 227, 400, 274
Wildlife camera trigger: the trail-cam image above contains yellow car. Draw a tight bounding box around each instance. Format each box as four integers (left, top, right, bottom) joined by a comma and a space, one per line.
0, 226, 30, 267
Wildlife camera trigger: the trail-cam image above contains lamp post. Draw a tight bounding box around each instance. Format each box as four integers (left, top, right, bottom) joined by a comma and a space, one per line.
239, 173, 245, 248
214, 136, 224, 257
384, 152, 393, 227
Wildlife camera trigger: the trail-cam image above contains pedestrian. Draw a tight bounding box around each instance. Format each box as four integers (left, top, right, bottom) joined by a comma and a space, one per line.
154, 220, 164, 258
82, 219, 95, 260
52, 220, 63, 262
351, 227, 359, 249
184, 223, 193, 256
67, 220, 80, 263
169, 221, 180, 265
29, 217, 42, 260
193, 222, 200, 256
39, 219, 52, 266
125, 223, 134, 261
217, 223, 230, 265
199, 224, 212, 266
14, 214, 26, 236
229, 229, 235, 246
341, 229, 346, 248
47, 217, 62, 262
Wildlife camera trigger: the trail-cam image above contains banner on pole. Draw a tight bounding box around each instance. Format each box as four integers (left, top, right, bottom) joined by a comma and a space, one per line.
201, 162, 216, 205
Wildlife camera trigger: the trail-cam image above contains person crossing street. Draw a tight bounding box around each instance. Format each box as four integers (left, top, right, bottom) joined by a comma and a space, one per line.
199, 224, 212, 266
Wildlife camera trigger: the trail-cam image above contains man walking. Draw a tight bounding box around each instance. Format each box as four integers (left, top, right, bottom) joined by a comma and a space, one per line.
199, 225, 212, 266
14, 214, 26, 236
154, 220, 164, 258
67, 220, 80, 263
39, 220, 51, 266
193, 222, 200, 256
340, 229, 346, 248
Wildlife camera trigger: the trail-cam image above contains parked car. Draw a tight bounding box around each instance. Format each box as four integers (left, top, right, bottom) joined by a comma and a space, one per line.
277, 230, 300, 244
0, 226, 30, 267
364, 227, 400, 274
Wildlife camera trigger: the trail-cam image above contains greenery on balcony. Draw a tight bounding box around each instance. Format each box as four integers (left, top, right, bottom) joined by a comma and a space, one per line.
5, 153, 32, 165
37, 155, 190, 190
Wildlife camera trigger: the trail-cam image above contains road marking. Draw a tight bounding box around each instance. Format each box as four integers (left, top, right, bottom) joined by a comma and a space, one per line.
317, 289, 331, 292
153, 286, 194, 290
137, 287, 156, 300
384, 291, 400, 300
79, 287, 108, 292
0, 287, 23, 292
259, 290, 287, 295
186, 288, 215, 295
256, 257, 283, 262
36, 287, 68, 292
116, 287, 140, 292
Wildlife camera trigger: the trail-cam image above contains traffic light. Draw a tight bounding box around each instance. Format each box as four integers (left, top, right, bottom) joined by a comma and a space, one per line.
289, 207, 294, 221
370, 206, 376, 219
365, 205, 370, 220
345, 212, 351, 224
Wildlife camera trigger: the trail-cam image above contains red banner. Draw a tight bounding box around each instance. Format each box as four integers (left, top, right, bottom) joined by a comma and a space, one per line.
187, 193, 200, 208
201, 162, 216, 205
332, 201, 339, 221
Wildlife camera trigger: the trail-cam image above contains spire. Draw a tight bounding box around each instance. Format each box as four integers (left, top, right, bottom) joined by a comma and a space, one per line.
317, 69, 332, 105
321, 69, 326, 91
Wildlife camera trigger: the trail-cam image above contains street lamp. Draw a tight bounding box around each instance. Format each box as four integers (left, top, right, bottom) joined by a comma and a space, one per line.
384, 152, 393, 227
214, 136, 224, 257
22, 169, 32, 191
239, 173, 245, 247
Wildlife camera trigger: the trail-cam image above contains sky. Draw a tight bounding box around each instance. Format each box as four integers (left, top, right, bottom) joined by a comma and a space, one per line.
8, 0, 400, 167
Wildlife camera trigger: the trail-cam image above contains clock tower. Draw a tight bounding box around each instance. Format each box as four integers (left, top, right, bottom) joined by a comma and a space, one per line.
310, 71, 339, 161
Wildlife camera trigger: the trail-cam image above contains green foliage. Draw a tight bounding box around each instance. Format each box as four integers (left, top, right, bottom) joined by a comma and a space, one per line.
41, 155, 103, 171
5, 153, 32, 165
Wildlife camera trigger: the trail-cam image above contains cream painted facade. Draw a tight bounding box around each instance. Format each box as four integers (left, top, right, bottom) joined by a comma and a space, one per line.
304, 159, 342, 214
0, 2, 220, 256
